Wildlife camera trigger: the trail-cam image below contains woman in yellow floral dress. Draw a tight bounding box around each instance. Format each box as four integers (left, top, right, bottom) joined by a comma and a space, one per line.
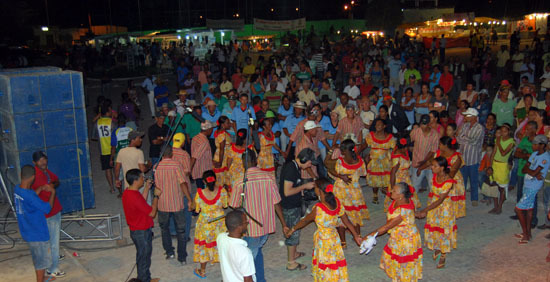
386, 138, 421, 212
365, 119, 395, 204
366, 182, 423, 282
416, 156, 456, 269
193, 170, 228, 279
438, 137, 466, 218
258, 118, 283, 177
286, 179, 361, 282
334, 139, 369, 248
226, 129, 253, 193
213, 116, 231, 188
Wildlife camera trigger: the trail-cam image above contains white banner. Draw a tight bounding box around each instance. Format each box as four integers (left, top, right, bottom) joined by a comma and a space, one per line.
253, 18, 306, 31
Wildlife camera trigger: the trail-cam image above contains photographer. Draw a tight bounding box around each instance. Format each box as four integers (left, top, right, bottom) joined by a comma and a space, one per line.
279, 148, 317, 271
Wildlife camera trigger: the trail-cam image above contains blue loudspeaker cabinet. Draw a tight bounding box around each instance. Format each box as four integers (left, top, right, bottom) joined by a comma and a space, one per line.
0, 68, 95, 213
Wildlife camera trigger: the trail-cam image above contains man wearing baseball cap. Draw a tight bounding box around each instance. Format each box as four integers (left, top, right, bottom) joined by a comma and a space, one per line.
115, 130, 150, 193
457, 107, 485, 206
514, 135, 550, 243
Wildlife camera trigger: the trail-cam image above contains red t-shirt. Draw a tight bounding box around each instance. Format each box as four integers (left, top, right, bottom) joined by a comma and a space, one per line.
122, 190, 153, 231
31, 167, 62, 218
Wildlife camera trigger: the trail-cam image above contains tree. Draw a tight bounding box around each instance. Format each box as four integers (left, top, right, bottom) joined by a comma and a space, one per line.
363, 0, 403, 35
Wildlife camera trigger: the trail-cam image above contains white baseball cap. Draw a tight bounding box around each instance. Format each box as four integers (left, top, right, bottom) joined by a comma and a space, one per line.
304, 121, 320, 131
462, 107, 479, 117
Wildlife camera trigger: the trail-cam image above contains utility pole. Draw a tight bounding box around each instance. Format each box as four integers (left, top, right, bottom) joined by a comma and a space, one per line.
44, 0, 50, 26
137, 0, 142, 31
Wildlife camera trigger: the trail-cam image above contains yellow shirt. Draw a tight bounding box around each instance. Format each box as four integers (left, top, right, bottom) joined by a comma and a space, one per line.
243, 64, 256, 76
220, 81, 233, 93
97, 117, 112, 155
298, 90, 317, 105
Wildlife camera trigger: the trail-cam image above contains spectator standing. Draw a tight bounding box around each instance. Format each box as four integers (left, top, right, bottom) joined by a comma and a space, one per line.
217, 210, 256, 282
96, 107, 115, 193
15, 165, 55, 282
148, 112, 169, 165
387, 53, 403, 91
122, 169, 160, 282
191, 121, 215, 188
141, 73, 157, 119
31, 152, 65, 278
264, 81, 283, 112
155, 147, 194, 265
411, 115, 440, 192
229, 149, 288, 282
115, 131, 150, 191
457, 108, 485, 206
491, 86, 517, 126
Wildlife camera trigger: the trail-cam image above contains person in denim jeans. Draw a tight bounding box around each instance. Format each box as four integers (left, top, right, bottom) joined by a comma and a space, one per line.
538, 178, 550, 230
31, 151, 65, 278
122, 169, 161, 282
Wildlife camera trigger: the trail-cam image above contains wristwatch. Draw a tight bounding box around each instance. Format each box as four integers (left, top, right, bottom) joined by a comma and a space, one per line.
153, 195, 160, 199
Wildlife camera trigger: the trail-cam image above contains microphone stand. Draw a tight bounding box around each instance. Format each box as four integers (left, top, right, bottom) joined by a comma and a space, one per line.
208, 106, 262, 227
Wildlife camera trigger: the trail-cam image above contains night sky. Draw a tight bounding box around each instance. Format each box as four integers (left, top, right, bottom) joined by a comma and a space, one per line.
0, 0, 548, 40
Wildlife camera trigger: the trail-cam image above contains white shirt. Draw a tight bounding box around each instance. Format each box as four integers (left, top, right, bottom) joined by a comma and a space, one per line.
217, 233, 256, 282
519, 63, 535, 83
343, 85, 360, 99
141, 77, 157, 92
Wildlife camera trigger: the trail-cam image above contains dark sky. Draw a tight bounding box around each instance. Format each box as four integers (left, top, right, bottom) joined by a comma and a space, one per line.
19, 0, 550, 30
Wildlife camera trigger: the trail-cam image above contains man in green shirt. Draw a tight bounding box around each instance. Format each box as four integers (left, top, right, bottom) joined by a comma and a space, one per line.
264, 81, 283, 112
183, 103, 202, 141
403, 61, 421, 85
492, 87, 517, 126
511, 121, 538, 225
319, 79, 337, 110
212, 87, 228, 112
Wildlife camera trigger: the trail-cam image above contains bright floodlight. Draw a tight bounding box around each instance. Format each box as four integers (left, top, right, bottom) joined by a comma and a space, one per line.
41, 26, 49, 32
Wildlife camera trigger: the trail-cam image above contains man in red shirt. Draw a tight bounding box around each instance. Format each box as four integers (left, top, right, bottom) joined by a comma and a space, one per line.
439, 65, 454, 97
122, 169, 160, 282
31, 151, 65, 278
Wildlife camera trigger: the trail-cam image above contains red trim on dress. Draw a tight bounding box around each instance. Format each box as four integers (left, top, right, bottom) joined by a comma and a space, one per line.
367, 170, 390, 176
383, 245, 423, 263
424, 223, 458, 233
339, 157, 364, 170
231, 143, 245, 154
370, 131, 393, 144
260, 167, 276, 172
214, 130, 227, 138
315, 198, 341, 216
194, 238, 217, 248
344, 204, 368, 211
312, 258, 347, 270
432, 175, 457, 188
450, 194, 466, 201
388, 200, 415, 214
259, 131, 275, 141
391, 152, 410, 160
198, 187, 222, 205
213, 167, 228, 173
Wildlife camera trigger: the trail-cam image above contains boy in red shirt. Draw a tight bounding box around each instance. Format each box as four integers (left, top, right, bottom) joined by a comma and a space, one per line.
122, 169, 161, 282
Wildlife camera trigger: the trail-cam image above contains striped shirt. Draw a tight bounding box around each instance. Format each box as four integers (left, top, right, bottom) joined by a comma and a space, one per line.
154, 158, 185, 212
172, 147, 191, 185
191, 133, 213, 179
229, 167, 281, 237
336, 116, 365, 142
410, 127, 439, 168
457, 122, 485, 165
296, 135, 318, 179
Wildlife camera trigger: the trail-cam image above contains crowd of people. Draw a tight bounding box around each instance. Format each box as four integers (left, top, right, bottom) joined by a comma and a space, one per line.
14, 29, 550, 282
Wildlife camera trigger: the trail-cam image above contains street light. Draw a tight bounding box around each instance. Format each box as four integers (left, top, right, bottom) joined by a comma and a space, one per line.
270, 8, 274, 12
41, 26, 49, 32
344, 4, 349, 10
296, 7, 299, 11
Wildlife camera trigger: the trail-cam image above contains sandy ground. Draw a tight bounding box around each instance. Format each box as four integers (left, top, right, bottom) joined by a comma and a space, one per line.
2, 43, 550, 281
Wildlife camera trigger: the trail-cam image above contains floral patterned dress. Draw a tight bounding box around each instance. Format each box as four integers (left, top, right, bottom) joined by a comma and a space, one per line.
312, 199, 349, 282
433, 151, 466, 218
381, 201, 423, 282
193, 187, 228, 263
226, 143, 250, 192
257, 131, 276, 177
365, 132, 395, 188
334, 157, 370, 226
384, 152, 421, 212
213, 130, 231, 187
425, 176, 457, 254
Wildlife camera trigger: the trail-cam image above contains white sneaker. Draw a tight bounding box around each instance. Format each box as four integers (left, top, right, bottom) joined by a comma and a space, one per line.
47, 270, 66, 278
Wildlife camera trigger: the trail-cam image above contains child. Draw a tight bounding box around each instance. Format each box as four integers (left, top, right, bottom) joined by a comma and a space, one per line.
481, 167, 500, 212
14, 165, 55, 282
479, 144, 494, 205
491, 124, 515, 214
121, 169, 160, 282
514, 135, 550, 244
445, 123, 457, 138
387, 137, 421, 212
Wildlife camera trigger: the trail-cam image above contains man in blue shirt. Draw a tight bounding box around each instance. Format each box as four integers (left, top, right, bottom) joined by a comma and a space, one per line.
176, 61, 189, 88
154, 79, 169, 108
281, 102, 306, 152
14, 165, 55, 282
202, 99, 221, 140
387, 53, 403, 91
231, 94, 256, 132
515, 135, 550, 244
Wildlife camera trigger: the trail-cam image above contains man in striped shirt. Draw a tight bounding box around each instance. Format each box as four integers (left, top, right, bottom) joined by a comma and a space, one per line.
457, 108, 485, 206
191, 121, 214, 188
332, 104, 365, 144
411, 114, 440, 192
154, 147, 194, 264
172, 133, 193, 242
230, 149, 288, 282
